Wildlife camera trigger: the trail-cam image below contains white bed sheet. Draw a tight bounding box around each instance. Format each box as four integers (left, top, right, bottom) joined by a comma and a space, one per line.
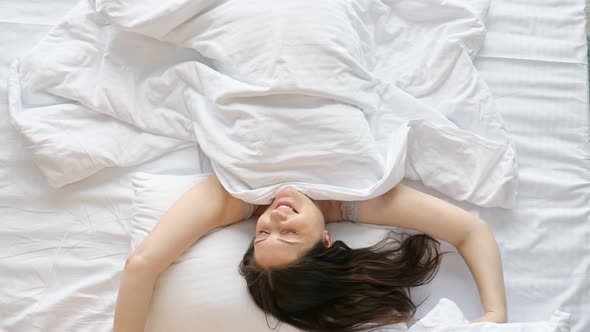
0, 1, 588, 332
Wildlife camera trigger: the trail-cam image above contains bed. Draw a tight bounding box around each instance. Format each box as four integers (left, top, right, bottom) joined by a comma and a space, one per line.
0, 0, 588, 331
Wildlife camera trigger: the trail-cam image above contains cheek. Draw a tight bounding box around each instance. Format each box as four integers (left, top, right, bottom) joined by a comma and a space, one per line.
299, 206, 324, 230
307, 202, 325, 224
255, 216, 268, 230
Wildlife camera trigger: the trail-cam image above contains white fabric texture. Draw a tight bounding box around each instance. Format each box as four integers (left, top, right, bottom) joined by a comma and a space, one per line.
8, 0, 517, 207
130, 172, 570, 332
406, 299, 570, 332
1, 0, 589, 332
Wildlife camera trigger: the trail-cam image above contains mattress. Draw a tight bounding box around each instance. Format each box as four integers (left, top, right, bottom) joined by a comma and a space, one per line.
0, 1, 588, 331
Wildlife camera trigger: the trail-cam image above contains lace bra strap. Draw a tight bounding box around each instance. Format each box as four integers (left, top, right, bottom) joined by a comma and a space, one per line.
243, 201, 256, 219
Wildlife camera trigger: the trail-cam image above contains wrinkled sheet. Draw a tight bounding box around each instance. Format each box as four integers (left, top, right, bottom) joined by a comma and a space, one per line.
405, 299, 569, 332
1, 0, 589, 331
8, 0, 517, 207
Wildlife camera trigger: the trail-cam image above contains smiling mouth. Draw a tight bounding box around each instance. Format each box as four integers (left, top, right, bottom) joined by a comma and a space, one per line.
276, 201, 298, 214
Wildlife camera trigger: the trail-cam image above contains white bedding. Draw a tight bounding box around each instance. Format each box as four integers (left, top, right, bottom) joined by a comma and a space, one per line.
8, 0, 517, 207
0, 1, 588, 332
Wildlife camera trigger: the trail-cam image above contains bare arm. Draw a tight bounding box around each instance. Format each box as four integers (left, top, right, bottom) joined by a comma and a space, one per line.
113, 174, 248, 332
359, 184, 507, 323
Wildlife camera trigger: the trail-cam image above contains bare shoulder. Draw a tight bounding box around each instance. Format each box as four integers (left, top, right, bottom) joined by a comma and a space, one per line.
205, 173, 254, 223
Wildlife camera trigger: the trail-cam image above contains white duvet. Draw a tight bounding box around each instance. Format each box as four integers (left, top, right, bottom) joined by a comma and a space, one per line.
8, 0, 517, 207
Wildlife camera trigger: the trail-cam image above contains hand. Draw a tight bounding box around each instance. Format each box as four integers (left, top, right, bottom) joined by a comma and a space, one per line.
471, 311, 507, 324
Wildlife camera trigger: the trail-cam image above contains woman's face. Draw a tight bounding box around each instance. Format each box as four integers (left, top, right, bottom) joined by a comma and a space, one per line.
254, 187, 332, 268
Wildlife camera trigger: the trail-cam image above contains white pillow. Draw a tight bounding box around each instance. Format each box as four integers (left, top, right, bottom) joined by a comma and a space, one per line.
130, 172, 404, 332
130, 172, 570, 332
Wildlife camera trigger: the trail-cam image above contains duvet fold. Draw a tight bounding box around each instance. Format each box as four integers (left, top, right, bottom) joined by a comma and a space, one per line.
9, 0, 517, 207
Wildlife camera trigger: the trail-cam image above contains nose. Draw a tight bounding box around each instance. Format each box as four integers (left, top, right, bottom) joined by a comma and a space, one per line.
270, 209, 289, 222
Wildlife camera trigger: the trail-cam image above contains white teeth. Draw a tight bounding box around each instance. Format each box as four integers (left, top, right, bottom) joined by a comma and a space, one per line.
278, 205, 294, 212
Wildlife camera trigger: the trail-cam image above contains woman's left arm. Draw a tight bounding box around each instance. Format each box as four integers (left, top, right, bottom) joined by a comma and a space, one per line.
113, 174, 248, 332
358, 184, 507, 323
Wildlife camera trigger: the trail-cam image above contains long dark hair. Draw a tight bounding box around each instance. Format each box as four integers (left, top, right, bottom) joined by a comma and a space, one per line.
239, 231, 444, 332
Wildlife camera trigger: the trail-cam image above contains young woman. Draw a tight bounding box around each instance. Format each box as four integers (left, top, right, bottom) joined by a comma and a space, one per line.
113, 173, 507, 332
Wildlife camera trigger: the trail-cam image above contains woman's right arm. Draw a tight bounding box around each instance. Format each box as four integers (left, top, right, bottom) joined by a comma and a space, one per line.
358, 184, 507, 323
113, 174, 248, 332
